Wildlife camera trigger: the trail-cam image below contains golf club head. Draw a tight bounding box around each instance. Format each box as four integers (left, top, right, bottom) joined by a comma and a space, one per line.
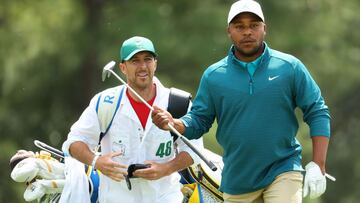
102, 61, 116, 81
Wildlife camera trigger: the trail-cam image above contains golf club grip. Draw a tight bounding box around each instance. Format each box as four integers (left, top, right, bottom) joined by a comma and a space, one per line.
167, 124, 218, 171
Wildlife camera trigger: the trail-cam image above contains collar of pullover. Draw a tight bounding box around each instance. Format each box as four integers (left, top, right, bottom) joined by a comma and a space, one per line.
229, 42, 269, 77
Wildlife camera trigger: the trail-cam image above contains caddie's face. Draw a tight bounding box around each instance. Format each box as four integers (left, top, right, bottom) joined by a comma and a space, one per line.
228, 12, 266, 61
120, 51, 157, 90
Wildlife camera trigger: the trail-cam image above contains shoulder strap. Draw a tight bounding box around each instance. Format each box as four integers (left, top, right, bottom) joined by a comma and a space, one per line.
95, 86, 190, 144
96, 86, 125, 144
167, 87, 192, 141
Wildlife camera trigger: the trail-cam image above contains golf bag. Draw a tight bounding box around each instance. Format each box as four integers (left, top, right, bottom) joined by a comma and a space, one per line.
10, 145, 224, 203
181, 148, 224, 203
9, 150, 99, 203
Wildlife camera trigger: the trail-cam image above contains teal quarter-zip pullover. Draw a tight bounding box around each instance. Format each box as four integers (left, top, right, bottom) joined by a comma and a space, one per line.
181, 43, 330, 194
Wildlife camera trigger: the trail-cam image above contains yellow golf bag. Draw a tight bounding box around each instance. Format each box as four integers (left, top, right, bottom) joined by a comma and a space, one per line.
180, 149, 224, 203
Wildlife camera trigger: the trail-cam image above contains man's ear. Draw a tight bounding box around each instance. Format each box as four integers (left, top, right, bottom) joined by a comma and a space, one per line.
154, 59, 157, 72
263, 23, 267, 36
227, 26, 231, 38
119, 63, 126, 74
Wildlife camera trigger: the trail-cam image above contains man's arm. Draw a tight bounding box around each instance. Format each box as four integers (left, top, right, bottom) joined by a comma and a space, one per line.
152, 105, 186, 134
303, 136, 331, 199
311, 136, 329, 174
69, 141, 127, 182
69, 141, 96, 166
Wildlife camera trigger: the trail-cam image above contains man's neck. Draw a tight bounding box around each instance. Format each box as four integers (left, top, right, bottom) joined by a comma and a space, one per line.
128, 83, 156, 102
234, 43, 265, 62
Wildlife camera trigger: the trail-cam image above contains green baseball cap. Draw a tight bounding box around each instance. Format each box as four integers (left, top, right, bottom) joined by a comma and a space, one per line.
120, 36, 157, 61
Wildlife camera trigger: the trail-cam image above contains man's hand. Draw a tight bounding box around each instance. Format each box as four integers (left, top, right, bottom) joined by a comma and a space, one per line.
303, 161, 326, 199
152, 105, 186, 134
95, 151, 128, 182
151, 105, 173, 131
133, 161, 171, 180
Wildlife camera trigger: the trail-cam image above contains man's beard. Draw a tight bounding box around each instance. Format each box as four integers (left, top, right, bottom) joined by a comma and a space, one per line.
130, 76, 152, 91
234, 43, 263, 57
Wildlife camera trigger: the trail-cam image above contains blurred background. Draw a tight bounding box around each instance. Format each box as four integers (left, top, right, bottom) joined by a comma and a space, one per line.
1, 0, 359, 202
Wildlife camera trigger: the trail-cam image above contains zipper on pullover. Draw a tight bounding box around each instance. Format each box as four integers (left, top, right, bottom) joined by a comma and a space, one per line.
245, 63, 255, 95
249, 77, 254, 95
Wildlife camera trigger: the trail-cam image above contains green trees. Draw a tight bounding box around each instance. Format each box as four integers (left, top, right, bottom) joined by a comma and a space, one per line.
1, 0, 359, 202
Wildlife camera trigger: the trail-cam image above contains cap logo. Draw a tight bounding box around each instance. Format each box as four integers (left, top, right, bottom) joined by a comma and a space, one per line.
240, 4, 250, 10
135, 39, 146, 49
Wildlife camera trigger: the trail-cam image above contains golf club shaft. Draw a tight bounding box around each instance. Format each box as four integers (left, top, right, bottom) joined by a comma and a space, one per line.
167, 124, 217, 171
34, 140, 64, 158
108, 69, 153, 110
325, 173, 336, 181
106, 68, 217, 171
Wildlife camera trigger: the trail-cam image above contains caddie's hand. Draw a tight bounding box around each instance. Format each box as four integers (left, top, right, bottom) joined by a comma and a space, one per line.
133, 161, 171, 180
151, 105, 173, 131
303, 161, 326, 199
95, 151, 128, 182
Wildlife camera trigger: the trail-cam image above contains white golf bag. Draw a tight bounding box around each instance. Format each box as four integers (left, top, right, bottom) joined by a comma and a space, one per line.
10, 142, 224, 203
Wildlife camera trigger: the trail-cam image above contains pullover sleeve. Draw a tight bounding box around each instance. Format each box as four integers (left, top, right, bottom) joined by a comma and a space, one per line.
181, 72, 216, 139
175, 101, 204, 165
293, 60, 331, 137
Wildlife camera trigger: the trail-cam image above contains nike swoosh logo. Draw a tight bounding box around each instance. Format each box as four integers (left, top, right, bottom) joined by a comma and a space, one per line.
268, 75, 279, 81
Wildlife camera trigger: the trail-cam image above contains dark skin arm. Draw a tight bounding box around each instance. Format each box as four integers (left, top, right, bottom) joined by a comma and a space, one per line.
311, 136, 329, 174
151, 105, 186, 134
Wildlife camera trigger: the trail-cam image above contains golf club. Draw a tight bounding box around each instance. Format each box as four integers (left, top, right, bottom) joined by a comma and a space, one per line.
102, 61, 218, 171
325, 173, 336, 181
34, 140, 64, 159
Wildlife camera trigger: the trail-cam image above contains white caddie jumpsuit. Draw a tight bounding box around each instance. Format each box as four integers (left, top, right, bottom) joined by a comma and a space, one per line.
63, 79, 202, 203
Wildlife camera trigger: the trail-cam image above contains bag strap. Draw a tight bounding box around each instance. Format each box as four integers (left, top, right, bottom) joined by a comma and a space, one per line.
95, 86, 124, 145
167, 87, 192, 142
96, 86, 191, 145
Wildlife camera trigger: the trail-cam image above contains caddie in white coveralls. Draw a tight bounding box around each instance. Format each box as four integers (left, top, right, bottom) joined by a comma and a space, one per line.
62, 36, 202, 203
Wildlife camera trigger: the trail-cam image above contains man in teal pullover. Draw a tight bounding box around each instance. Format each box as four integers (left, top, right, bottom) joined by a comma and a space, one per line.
152, 0, 332, 202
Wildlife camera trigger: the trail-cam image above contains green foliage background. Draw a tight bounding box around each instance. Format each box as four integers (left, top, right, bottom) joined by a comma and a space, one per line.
1, 0, 359, 202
